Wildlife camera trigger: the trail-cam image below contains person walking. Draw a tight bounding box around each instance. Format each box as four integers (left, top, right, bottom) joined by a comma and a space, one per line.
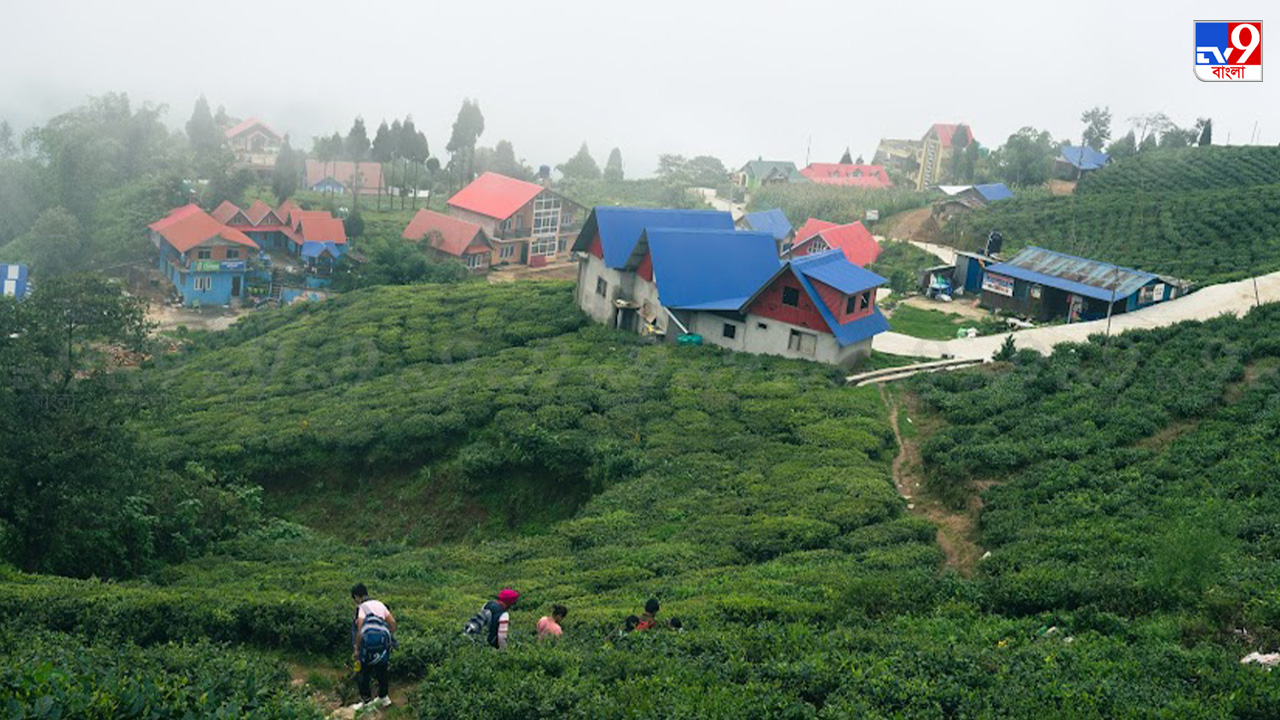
537, 605, 567, 640
464, 588, 519, 649
349, 583, 397, 711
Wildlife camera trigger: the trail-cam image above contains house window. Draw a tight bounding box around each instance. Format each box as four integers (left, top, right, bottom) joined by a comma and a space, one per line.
557, 237, 567, 252
788, 329, 817, 356
226, 248, 240, 259
859, 291, 871, 311
595, 277, 608, 297
846, 295, 859, 314
782, 286, 801, 307
530, 237, 557, 256
533, 195, 562, 237
465, 253, 486, 269
722, 323, 737, 339
757, 322, 768, 330
498, 244, 516, 260
193, 276, 212, 292
197, 249, 212, 260
809, 239, 829, 252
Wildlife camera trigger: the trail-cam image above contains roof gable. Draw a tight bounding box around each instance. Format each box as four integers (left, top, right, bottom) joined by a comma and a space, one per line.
789, 251, 890, 346
1059, 146, 1111, 171
245, 199, 283, 226
646, 228, 781, 310
794, 221, 881, 266
210, 201, 248, 225
743, 209, 793, 240
795, 218, 838, 244
224, 117, 281, 141
298, 214, 348, 245
402, 209, 490, 257
573, 206, 736, 269
149, 205, 259, 253
446, 172, 545, 220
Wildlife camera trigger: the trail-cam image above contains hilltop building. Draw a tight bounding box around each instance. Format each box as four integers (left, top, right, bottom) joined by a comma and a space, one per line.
932, 183, 1013, 221
733, 160, 807, 188
571, 206, 889, 366
225, 118, 283, 176
402, 209, 493, 271
979, 246, 1185, 322
446, 172, 583, 268
799, 163, 894, 188
874, 123, 976, 190
1057, 146, 1112, 178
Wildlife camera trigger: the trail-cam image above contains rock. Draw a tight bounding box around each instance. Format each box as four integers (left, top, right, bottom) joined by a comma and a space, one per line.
1241, 652, 1280, 667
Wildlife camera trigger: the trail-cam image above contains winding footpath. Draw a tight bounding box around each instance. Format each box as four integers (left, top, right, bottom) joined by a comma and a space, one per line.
876, 241, 1280, 361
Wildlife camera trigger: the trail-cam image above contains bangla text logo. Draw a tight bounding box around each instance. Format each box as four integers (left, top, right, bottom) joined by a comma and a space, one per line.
1195, 21, 1262, 81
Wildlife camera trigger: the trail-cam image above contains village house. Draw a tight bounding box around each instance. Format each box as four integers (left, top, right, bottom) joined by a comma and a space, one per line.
740, 208, 795, 254
402, 209, 493, 272
446, 172, 583, 268
305, 160, 385, 196
788, 219, 882, 266
225, 118, 284, 176
874, 122, 976, 190
1057, 146, 1112, 179
799, 163, 894, 189
149, 205, 259, 307
733, 159, 807, 188
1, 264, 30, 300
572, 207, 890, 366
932, 183, 1013, 221
979, 246, 1186, 323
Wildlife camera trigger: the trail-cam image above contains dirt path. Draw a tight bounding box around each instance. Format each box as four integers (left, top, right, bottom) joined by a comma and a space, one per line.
880, 386, 985, 576
288, 661, 415, 719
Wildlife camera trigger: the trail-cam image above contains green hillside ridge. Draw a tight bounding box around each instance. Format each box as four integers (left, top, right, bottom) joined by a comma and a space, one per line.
6, 282, 1280, 716
1077, 145, 1280, 195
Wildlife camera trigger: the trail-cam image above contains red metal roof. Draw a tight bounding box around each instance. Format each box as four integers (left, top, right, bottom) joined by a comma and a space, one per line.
446, 172, 544, 220
794, 218, 838, 244
304, 160, 384, 194
275, 199, 302, 226
148, 205, 259, 253
792, 221, 881, 267
800, 164, 894, 188
244, 200, 282, 226
224, 117, 281, 140
298, 213, 348, 245
928, 123, 973, 148
210, 201, 246, 225
402, 209, 490, 257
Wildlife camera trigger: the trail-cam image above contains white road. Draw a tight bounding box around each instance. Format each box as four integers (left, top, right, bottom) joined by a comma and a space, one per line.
877, 241, 1280, 361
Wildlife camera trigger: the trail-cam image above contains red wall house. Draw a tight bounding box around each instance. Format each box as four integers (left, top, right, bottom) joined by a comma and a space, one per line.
747, 270, 832, 336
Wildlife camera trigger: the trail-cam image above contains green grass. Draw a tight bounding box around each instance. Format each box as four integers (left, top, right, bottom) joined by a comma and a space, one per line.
887, 304, 975, 340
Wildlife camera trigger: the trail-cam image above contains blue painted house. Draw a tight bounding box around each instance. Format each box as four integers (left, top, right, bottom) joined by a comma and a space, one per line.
149, 204, 260, 307
1, 264, 30, 300
980, 246, 1185, 322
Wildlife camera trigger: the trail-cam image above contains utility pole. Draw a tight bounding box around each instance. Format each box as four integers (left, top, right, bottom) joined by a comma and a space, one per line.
805, 135, 811, 167
1104, 263, 1119, 340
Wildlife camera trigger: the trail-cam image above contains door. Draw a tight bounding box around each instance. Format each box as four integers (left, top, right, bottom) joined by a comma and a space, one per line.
231, 276, 242, 298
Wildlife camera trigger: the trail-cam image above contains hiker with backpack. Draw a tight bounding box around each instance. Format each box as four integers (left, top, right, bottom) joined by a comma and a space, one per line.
350, 583, 397, 711
463, 588, 518, 649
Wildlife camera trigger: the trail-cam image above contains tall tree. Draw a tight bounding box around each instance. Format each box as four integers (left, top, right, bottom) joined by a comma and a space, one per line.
557, 143, 601, 180
992, 127, 1056, 187
839, 147, 853, 164
1080, 106, 1112, 151
1195, 118, 1213, 146
371, 121, 393, 163
0, 119, 18, 159
1106, 130, 1138, 160
1139, 132, 1158, 152
271, 141, 298, 203
685, 155, 729, 187
603, 147, 624, 181
401, 116, 428, 209
20, 207, 85, 276
1129, 112, 1172, 147
346, 117, 370, 208
445, 100, 485, 188
656, 154, 692, 185
185, 96, 221, 157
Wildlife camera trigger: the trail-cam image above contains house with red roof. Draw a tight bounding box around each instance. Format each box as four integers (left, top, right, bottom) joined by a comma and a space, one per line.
149, 204, 259, 307
305, 160, 384, 196
402, 209, 492, 272
872, 122, 977, 190
787, 219, 882, 267
446, 172, 583, 268
799, 163, 894, 189
225, 118, 283, 175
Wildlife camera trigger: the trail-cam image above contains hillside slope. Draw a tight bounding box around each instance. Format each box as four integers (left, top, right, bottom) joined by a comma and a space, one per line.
1077, 145, 1280, 195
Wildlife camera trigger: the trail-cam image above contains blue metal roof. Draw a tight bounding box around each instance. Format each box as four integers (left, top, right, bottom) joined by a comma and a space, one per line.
791, 249, 886, 295
986, 246, 1156, 302
1059, 146, 1110, 171
575, 206, 736, 269
973, 183, 1013, 202
647, 228, 781, 310
301, 241, 346, 259
0, 264, 30, 300
789, 250, 889, 346
743, 209, 793, 240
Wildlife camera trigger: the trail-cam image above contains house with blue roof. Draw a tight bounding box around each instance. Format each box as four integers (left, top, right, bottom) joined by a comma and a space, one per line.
1057, 146, 1111, 177
572, 207, 890, 366
980, 246, 1185, 322
1, 264, 30, 301
740, 209, 795, 253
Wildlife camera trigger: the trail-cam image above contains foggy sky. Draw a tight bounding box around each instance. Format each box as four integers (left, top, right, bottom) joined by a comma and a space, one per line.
2, 0, 1276, 176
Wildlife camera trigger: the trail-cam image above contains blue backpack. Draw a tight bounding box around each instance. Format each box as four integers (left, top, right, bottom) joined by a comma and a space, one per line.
359, 614, 394, 665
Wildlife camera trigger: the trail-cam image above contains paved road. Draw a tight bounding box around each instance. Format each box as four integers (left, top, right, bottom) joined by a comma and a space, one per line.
877, 239, 1280, 360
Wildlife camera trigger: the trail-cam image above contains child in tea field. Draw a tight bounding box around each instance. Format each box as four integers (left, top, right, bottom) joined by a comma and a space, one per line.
537, 605, 567, 640
464, 587, 519, 649
350, 583, 397, 711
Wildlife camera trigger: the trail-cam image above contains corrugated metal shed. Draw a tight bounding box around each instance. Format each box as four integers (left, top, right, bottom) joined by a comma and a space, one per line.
986, 246, 1155, 301
647, 228, 780, 310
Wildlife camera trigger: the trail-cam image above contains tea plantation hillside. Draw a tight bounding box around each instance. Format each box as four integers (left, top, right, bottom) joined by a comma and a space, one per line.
4, 282, 1280, 716
946, 147, 1280, 284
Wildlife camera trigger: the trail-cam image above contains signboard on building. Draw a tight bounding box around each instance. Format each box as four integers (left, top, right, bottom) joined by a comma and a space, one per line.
982, 272, 1015, 297
1139, 283, 1165, 304
220, 260, 246, 271
192, 260, 221, 272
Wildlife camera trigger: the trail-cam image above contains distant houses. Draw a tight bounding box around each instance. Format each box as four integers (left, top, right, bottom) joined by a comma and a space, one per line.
787, 219, 882, 267
444, 172, 583, 268
150, 205, 259, 307
733, 160, 807, 189
1, 264, 30, 300
571, 206, 889, 366
799, 163, 894, 189
740, 208, 795, 253
305, 160, 385, 196
402, 209, 493, 271
932, 183, 1013, 221
1057, 146, 1112, 178
225, 118, 283, 176
874, 122, 976, 190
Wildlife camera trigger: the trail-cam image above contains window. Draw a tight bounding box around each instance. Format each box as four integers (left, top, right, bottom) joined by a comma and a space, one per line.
530, 237, 557, 256
782, 286, 801, 307
757, 322, 768, 330
533, 195, 561, 237
809, 239, 829, 252
193, 276, 212, 291
465, 253, 486, 269
788, 329, 817, 356
859, 291, 871, 311
197, 248, 212, 260
226, 248, 240, 259
557, 237, 567, 252
498, 244, 516, 260
595, 277, 608, 297
722, 323, 737, 339
845, 295, 858, 314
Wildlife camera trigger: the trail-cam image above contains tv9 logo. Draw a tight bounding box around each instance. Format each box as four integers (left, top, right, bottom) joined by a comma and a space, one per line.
1195, 21, 1262, 81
